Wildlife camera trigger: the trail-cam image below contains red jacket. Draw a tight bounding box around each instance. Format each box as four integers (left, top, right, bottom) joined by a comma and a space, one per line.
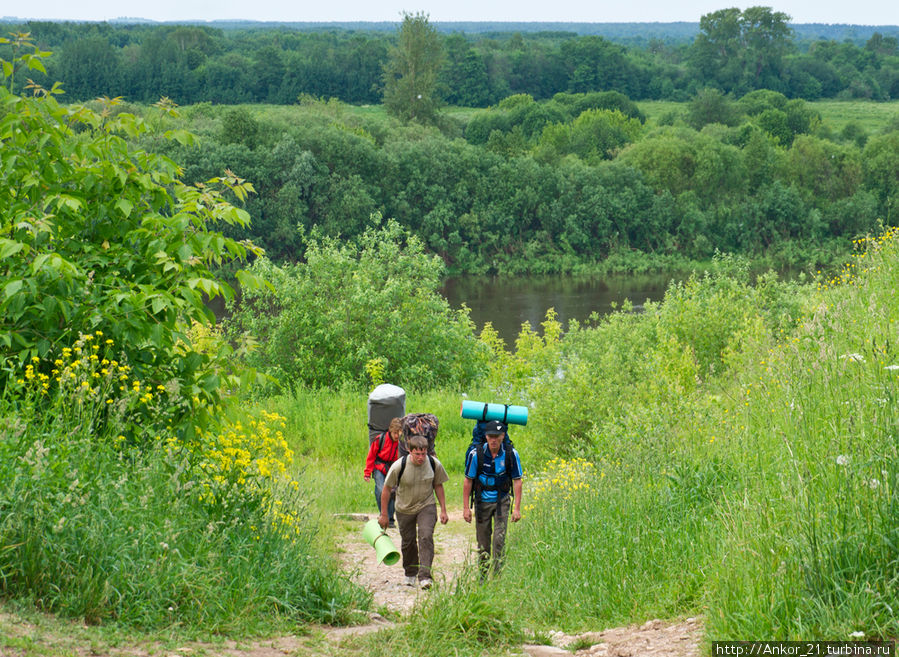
364, 432, 399, 477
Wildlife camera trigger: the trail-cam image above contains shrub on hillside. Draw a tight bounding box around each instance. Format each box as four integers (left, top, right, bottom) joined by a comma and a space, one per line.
0, 35, 265, 441
0, 336, 367, 628
228, 217, 489, 390
523, 256, 807, 457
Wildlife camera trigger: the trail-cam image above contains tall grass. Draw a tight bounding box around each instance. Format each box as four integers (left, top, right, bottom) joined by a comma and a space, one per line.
705, 229, 899, 639
507, 232, 899, 640
500, 454, 724, 629
0, 434, 366, 630
349, 569, 525, 657
0, 344, 368, 631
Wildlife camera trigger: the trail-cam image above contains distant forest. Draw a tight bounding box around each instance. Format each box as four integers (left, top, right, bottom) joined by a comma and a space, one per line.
2, 13, 897, 276
1, 13, 898, 105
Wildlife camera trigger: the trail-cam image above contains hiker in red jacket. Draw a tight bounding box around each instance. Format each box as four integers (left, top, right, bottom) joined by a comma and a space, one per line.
364, 417, 401, 528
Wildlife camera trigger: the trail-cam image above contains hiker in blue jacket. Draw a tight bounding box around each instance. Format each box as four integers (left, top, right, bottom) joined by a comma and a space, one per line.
462, 420, 523, 576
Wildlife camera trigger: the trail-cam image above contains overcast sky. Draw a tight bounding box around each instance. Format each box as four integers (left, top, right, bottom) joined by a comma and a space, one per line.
6, 0, 896, 27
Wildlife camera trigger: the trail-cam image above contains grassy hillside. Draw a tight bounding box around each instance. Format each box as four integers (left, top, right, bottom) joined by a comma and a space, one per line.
195, 228, 899, 656
3, 37, 898, 650
5, 231, 899, 655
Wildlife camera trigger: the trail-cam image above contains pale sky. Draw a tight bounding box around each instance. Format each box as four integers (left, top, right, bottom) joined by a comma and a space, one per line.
5, 0, 896, 26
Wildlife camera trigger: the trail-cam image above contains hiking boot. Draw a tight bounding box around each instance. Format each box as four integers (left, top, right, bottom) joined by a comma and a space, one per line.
419, 578, 433, 590
404, 576, 416, 586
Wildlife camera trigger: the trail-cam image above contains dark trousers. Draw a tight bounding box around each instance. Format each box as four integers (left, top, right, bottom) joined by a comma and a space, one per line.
372, 469, 395, 522
474, 495, 510, 575
396, 503, 437, 580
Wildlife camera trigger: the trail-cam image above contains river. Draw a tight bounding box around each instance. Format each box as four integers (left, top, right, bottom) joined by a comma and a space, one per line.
208, 273, 676, 346
439, 273, 674, 344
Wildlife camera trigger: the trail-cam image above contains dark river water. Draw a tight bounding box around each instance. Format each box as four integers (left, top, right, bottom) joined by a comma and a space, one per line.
209, 273, 676, 346
439, 273, 674, 344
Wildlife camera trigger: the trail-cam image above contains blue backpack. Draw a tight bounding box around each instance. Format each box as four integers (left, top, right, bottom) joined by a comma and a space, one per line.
466, 421, 515, 507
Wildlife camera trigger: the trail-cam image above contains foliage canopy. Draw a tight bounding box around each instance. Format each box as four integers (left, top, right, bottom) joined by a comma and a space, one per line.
382, 12, 444, 124
0, 34, 264, 439
228, 217, 489, 390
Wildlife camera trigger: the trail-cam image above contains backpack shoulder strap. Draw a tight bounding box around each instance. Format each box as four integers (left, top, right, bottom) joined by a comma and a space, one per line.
468, 445, 481, 507
506, 447, 515, 503
396, 455, 408, 486
397, 455, 439, 488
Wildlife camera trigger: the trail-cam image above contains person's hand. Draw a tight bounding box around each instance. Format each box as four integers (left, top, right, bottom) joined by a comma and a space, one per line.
364, 474, 371, 482
440, 510, 449, 525
511, 508, 521, 523
378, 512, 389, 529
463, 508, 472, 523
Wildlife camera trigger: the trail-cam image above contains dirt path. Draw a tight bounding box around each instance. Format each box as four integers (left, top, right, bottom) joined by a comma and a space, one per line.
0, 513, 703, 657
333, 511, 703, 657
334, 509, 475, 615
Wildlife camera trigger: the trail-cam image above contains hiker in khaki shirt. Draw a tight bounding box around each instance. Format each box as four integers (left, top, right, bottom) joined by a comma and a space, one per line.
380, 434, 449, 589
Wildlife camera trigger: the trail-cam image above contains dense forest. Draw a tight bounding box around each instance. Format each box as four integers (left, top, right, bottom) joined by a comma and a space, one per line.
1, 11, 899, 105
135, 88, 896, 275
2, 13, 897, 275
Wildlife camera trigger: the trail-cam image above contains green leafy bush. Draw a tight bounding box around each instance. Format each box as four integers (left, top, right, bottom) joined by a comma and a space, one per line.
0, 36, 265, 440
229, 217, 489, 390
535, 108, 643, 164
0, 339, 368, 629
517, 257, 807, 457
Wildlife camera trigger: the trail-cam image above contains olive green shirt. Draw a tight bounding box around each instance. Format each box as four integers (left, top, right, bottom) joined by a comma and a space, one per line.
384, 455, 449, 515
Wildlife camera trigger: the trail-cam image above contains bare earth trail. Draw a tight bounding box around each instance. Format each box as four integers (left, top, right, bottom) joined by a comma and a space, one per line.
334, 509, 475, 615
0, 511, 702, 657
334, 510, 703, 657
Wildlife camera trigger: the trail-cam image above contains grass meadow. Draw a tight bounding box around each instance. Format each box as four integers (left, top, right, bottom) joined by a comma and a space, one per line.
257, 229, 899, 654
5, 224, 899, 655
637, 99, 899, 133
184, 98, 899, 140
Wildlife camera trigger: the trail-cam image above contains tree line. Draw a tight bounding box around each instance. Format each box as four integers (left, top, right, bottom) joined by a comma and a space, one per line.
2, 7, 898, 106
145, 85, 898, 275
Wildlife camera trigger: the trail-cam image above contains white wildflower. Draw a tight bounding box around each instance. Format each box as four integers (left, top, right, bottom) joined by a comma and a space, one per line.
850, 631, 866, 639
885, 365, 899, 371
841, 353, 865, 362
836, 455, 850, 466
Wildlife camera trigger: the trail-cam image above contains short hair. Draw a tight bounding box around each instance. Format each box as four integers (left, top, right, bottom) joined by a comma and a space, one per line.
407, 435, 428, 451
388, 417, 403, 434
